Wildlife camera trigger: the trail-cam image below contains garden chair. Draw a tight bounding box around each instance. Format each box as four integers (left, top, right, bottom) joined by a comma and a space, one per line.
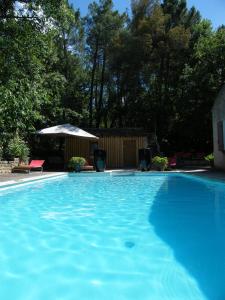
12, 160, 45, 173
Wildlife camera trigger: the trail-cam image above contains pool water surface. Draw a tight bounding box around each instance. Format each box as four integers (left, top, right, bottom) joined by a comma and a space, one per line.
0, 174, 225, 300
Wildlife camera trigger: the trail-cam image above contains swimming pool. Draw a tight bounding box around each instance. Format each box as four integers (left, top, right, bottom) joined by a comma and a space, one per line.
0, 173, 225, 300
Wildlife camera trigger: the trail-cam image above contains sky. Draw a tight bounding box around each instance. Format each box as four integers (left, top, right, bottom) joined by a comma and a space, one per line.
69, 0, 225, 29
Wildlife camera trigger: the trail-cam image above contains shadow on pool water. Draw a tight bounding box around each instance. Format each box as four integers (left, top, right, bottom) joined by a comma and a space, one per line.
149, 176, 225, 300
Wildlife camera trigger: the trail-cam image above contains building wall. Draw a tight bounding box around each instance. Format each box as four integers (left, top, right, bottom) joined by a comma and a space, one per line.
65, 137, 90, 163
65, 136, 147, 169
212, 87, 225, 170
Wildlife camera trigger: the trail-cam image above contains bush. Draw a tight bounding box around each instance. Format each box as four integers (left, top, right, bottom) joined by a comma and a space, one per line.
204, 153, 214, 167
7, 135, 30, 163
68, 157, 86, 172
204, 153, 214, 162
152, 156, 168, 171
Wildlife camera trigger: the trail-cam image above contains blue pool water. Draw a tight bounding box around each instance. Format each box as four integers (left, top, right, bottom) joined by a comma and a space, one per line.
0, 173, 225, 300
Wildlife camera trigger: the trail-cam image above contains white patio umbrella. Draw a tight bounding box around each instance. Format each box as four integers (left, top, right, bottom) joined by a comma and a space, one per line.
36, 124, 99, 140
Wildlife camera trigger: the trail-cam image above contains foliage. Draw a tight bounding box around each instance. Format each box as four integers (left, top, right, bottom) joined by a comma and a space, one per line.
0, 0, 86, 155
85, 0, 127, 127
0, 143, 3, 160
68, 157, 86, 170
204, 153, 214, 162
0, 0, 225, 156
7, 135, 30, 162
152, 156, 168, 171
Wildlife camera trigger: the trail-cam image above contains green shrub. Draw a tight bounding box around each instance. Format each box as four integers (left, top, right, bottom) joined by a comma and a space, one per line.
152, 156, 168, 171
68, 157, 86, 172
204, 153, 214, 162
7, 135, 30, 162
204, 153, 214, 167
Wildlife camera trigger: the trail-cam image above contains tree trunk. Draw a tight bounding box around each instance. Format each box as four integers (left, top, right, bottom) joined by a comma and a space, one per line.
164, 53, 170, 100
156, 55, 165, 139
62, 29, 69, 80
62, 29, 69, 122
96, 48, 106, 127
118, 72, 124, 128
89, 38, 99, 127
94, 77, 98, 110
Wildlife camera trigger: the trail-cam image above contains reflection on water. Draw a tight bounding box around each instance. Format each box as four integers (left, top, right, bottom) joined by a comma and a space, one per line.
0, 174, 224, 299
150, 175, 225, 300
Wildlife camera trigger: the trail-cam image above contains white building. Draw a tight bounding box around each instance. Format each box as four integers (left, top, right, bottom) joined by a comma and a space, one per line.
212, 85, 225, 170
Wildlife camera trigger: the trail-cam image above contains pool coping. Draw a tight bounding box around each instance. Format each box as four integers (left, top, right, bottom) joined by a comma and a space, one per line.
0, 173, 67, 190
1, 169, 224, 190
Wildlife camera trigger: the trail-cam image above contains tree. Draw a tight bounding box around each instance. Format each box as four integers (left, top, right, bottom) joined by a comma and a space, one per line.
172, 24, 225, 151
0, 0, 86, 154
86, 0, 126, 127
1, 0, 224, 157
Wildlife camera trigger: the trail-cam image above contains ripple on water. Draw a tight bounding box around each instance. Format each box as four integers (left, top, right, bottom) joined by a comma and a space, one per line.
0, 175, 222, 300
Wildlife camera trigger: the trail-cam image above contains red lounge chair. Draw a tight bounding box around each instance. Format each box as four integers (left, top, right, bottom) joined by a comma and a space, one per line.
12, 160, 45, 173
81, 160, 94, 171
168, 157, 177, 168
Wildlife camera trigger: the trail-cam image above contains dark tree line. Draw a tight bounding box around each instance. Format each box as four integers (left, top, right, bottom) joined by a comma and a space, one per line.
1, 0, 225, 155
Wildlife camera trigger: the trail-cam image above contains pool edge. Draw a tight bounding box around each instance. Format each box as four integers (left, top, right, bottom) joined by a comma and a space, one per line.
0, 173, 67, 190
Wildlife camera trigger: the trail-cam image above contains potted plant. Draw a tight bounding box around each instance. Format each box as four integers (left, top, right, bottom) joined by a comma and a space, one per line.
68, 157, 86, 172
7, 135, 30, 164
152, 156, 168, 171
204, 153, 214, 167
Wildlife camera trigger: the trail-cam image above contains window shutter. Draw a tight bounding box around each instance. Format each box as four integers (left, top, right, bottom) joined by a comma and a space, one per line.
218, 121, 224, 151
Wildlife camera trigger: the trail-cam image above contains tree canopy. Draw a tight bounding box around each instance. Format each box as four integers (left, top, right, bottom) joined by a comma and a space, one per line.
0, 0, 224, 155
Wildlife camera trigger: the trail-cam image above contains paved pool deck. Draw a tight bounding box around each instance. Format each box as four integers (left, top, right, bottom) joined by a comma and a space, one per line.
0, 168, 225, 188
